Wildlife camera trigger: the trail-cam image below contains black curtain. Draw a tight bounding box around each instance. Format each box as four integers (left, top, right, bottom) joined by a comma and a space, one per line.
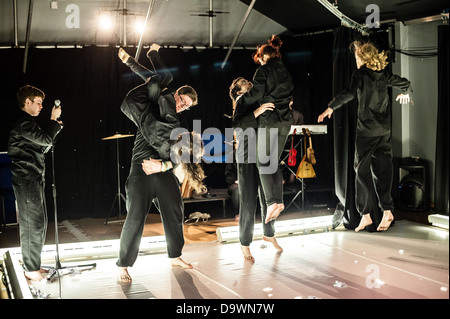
329, 27, 359, 229
0, 36, 339, 221
329, 27, 389, 229
435, 25, 449, 215
0, 46, 258, 220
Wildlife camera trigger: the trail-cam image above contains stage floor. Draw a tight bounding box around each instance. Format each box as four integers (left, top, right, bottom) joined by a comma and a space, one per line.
4, 219, 448, 300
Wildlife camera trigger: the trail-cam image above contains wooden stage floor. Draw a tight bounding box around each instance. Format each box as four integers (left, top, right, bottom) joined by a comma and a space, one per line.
1, 212, 448, 301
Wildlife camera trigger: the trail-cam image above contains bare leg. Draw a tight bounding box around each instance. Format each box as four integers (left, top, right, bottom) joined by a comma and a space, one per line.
171, 257, 193, 269
355, 214, 373, 232
241, 246, 255, 263
377, 210, 394, 231
118, 267, 132, 282
263, 236, 283, 253
24, 268, 48, 282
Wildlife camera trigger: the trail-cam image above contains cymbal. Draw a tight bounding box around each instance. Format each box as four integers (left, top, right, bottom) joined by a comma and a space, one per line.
101, 133, 134, 140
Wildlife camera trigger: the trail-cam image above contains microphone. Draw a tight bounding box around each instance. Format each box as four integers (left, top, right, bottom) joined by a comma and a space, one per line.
54, 99, 61, 108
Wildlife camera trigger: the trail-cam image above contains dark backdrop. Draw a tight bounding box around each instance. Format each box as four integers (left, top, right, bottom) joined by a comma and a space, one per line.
0, 33, 335, 220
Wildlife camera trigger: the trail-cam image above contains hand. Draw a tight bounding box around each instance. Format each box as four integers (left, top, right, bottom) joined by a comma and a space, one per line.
253, 102, 275, 118
118, 48, 130, 63
396, 93, 410, 104
50, 105, 62, 123
142, 159, 162, 175
318, 107, 333, 123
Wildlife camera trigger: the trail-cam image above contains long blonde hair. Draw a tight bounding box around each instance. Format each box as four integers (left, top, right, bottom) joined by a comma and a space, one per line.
351, 41, 389, 71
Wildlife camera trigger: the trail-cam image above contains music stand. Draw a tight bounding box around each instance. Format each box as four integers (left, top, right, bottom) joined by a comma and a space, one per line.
102, 133, 134, 225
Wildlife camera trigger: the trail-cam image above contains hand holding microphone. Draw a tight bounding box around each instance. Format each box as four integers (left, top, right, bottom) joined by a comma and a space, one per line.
51, 99, 63, 124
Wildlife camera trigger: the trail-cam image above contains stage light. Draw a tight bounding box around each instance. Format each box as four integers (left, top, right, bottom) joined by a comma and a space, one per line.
216, 215, 335, 242
98, 13, 113, 31
428, 214, 449, 230
134, 20, 146, 34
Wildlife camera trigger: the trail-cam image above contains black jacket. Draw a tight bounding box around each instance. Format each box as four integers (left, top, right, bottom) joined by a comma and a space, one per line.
8, 111, 62, 182
120, 52, 185, 171
329, 66, 411, 137
234, 58, 294, 127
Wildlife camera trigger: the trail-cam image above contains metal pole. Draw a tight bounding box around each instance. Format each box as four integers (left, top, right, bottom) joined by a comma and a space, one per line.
13, 0, 18, 48
135, 0, 156, 61
209, 0, 213, 47
23, 0, 34, 74
221, 0, 256, 68
122, 0, 127, 46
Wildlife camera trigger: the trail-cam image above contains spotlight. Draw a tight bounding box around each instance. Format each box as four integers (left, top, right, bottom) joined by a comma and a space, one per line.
98, 13, 113, 30
134, 20, 146, 34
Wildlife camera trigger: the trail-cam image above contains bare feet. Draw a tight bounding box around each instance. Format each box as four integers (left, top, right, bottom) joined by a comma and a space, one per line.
171, 257, 193, 269
118, 267, 132, 282
24, 269, 48, 281
377, 210, 394, 231
118, 48, 130, 63
355, 214, 373, 232
265, 203, 284, 224
263, 236, 283, 253
241, 246, 255, 263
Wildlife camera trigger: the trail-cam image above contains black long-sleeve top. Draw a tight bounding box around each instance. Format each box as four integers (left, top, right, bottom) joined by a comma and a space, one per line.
233, 58, 294, 127
329, 66, 411, 137
120, 51, 185, 172
8, 111, 62, 182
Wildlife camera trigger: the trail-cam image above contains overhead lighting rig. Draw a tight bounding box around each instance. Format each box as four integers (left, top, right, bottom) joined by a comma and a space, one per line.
317, 0, 371, 36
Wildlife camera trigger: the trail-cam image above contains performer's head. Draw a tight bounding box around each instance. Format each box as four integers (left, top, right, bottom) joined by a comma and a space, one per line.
252, 35, 283, 66
172, 131, 206, 193
17, 85, 45, 116
229, 77, 253, 101
175, 85, 198, 113
351, 41, 388, 71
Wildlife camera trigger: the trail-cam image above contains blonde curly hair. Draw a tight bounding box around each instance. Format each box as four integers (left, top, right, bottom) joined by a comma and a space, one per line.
351, 41, 389, 71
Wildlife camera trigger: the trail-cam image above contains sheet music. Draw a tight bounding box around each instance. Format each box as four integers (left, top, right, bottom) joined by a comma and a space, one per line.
289, 125, 327, 135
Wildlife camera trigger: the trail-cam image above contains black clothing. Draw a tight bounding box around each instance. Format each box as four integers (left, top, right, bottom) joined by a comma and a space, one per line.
7, 111, 62, 271
354, 135, 393, 219
117, 51, 187, 266
235, 58, 294, 127
329, 66, 411, 222
232, 105, 275, 246
234, 58, 294, 207
11, 178, 48, 271
8, 111, 62, 182
329, 66, 411, 137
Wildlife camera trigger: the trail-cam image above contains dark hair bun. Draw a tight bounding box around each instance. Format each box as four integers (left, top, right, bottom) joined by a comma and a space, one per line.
268, 35, 282, 49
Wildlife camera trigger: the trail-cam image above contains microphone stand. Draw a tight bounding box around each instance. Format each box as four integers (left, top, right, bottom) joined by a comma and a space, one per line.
42, 126, 96, 297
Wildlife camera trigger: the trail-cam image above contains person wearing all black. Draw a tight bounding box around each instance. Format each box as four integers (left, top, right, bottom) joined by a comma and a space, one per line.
7, 85, 63, 281
235, 35, 294, 225
230, 77, 282, 263
116, 45, 199, 282
318, 41, 411, 232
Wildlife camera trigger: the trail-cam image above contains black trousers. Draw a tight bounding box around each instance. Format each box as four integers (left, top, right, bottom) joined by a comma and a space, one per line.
238, 163, 275, 246
354, 134, 394, 216
256, 122, 291, 206
116, 169, 184, 267
12, 177, 48, 272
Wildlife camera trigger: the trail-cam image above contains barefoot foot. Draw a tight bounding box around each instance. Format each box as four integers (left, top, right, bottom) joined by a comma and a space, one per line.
355, 214, 373, 232
241, 246, 255, 263
171, 257, 193, 269
263, 236, 283, 253
265, 203, 284, 224
377, 210, 394, 231
118, 267, 132, 282
24, 269, 48, 281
